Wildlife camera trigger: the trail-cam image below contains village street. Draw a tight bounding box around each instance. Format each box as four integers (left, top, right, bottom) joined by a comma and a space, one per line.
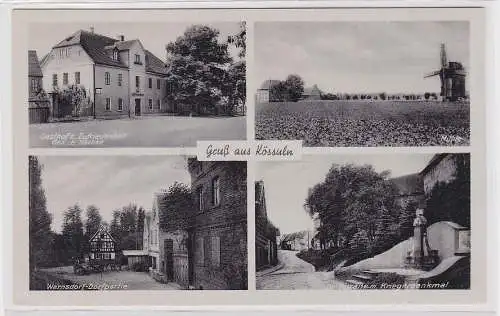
40, 266, 182, 290
29, 115, 246, 148
256, 250, 349, 290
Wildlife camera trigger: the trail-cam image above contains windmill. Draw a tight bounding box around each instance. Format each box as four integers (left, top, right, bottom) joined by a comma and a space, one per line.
424, 44, 467, 102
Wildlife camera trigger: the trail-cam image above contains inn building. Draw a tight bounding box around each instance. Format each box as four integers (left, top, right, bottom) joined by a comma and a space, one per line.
40, 28, 170, 119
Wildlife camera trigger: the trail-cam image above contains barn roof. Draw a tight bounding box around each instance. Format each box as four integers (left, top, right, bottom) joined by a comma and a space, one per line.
28, 50, 43, 77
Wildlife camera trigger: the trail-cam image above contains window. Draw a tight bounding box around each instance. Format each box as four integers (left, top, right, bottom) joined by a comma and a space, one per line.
75, 72, 80, 85
148, 99, 153, 110
113, 50, 119, 61
157, 99, 161, 110
105, 72, 110, 85
30, 78, 38, 92
211, 236, 221, 267
118, 98, 123, 111
118, 74, 122, 86
135, 76, 140, 88
105, 98, 111, 111
52, 74, 58, 86
197, 186, 203, 211
212, 177, 220, 205
148, 78, 152, 89
157, 79, 161, 89
63, 73, 68, 85
134, 54, 141, 64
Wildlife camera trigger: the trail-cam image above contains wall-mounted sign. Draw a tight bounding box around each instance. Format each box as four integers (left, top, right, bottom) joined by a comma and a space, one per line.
95, 88, 102, 94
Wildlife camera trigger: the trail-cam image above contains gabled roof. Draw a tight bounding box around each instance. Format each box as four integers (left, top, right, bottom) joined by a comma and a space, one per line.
145, 50, 168, 76
89, 225, 116, 243
28, 50, 43, 77
54, 30, 127, 68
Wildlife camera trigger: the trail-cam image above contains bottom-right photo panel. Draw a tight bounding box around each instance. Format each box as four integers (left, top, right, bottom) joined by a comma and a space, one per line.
255, 153, 470, 290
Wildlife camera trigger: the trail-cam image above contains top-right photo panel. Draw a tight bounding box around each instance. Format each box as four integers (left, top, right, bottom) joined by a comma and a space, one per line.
254, 21, 470, 147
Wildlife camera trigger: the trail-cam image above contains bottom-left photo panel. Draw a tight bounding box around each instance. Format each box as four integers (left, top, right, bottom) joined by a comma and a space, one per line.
28, 155, 248, 291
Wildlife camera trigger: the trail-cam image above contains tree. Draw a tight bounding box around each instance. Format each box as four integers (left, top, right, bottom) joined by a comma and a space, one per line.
305, 164, 401, 259
29, 156, 53, 272
166, 25, 232, 115
284, 74, 304, 102
225, 60, 246, 114
58, 85, 89, 117
61, 204, 84, 260
158, 182, 194, 231
399, 200, 419, 240
227, 21, 246, 59
379, 92, 387, 101
84, 205, 102, 237
269, 81, 288, 102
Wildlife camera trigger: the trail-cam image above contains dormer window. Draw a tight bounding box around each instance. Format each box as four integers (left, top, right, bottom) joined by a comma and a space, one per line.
113, 50, 119, 61
134, 54, 142, 65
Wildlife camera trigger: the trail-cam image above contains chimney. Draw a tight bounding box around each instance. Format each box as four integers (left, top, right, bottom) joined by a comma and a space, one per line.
90, 26, 94, 34
117, 35, 124, 41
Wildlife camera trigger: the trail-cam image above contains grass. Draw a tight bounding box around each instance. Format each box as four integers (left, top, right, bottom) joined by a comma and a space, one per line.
256, 100, 470, 147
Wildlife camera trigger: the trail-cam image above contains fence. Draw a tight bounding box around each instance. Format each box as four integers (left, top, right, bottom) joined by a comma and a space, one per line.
29, 107, 50, 124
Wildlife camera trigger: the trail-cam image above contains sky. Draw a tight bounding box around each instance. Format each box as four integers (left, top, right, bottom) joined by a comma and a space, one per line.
256, 154, 435, 235
29, 22, 242, 62
255, 21, 469, 94
37, 155, 191, 233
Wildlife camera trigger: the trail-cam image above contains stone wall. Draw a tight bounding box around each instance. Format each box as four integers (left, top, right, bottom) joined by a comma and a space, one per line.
423, 155, 457, 194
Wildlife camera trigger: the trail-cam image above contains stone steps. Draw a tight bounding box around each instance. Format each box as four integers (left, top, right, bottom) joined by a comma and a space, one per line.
345, 270, 380, 288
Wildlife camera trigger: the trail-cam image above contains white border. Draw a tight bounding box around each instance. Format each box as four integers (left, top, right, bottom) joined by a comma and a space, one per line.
1, 1, 497, 313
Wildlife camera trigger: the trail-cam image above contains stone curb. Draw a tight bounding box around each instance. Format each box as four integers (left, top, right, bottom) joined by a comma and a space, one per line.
256, 262, 285, 277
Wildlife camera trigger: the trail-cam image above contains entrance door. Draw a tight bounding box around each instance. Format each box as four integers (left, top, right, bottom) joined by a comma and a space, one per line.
135, 99, 141, 116
164, 239, 174, 281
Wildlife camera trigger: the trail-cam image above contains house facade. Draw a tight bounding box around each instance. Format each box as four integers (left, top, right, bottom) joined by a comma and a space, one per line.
187, 160, 247, 290
89, 225, 116, 262
28, 50, 50, 123
143, 198, 161, 272
255, 180, 279, 271
40, 29, 169, 119
420, 154, 466, 195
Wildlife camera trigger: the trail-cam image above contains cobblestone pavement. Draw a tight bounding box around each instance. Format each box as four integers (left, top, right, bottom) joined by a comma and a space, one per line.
257, 250, 349, 290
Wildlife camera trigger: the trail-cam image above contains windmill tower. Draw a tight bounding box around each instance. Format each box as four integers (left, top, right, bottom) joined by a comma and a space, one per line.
424, 44, 467, 102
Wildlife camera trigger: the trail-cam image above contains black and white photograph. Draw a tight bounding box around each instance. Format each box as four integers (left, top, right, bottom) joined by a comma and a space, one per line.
256, 154, 470, 290
255, 22, 470, 147
28, 21, 246, 147
29, 155, 247, 290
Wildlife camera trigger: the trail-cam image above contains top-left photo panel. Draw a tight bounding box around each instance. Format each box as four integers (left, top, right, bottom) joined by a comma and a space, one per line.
27, 21, 247, 148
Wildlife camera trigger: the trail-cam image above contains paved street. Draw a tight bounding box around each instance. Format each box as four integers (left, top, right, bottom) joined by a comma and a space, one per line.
41, 266, 182, 290
30, 115, 246, 147
257, 250, 349, 290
